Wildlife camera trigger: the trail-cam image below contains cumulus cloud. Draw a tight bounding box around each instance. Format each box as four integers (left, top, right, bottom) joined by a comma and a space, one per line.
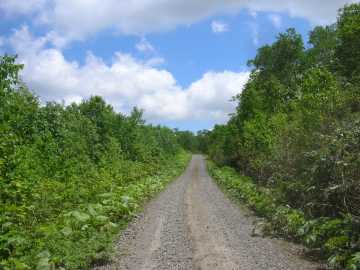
186, 71, 248, 121
7, 26, 249, 123
1, 0, 354, 41
211, 21, 229, 33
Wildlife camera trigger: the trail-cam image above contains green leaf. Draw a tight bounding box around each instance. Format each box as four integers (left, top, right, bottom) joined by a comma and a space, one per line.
60, 227, 72, 237
36, 251, 52, 270
72, 211, 90, 222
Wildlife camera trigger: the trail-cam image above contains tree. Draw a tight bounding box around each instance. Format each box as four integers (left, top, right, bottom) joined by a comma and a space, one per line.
336, 3, 360, 78
248, 28, 304, 86
0, 55, 23, 92
307, 25, 337, 69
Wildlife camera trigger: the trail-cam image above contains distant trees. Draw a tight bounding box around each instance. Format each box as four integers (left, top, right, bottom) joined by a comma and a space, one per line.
175, 130, 199, 153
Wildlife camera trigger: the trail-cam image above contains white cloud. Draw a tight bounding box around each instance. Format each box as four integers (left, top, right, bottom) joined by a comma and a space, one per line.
247, 0, 356, 25
1, 0, 354, 41
211, 21, 229, 33
136, 38, 155, 53
7, 27, 249, 123
187, 71, 248, 121
268, 14, 282, 28
0, 0, 45, 15
145, 57, 166, 67
135, 38, 165, 66
44, 31, 69, 48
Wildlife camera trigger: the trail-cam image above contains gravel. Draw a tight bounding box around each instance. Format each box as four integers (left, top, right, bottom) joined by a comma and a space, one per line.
94, 155, 320, 270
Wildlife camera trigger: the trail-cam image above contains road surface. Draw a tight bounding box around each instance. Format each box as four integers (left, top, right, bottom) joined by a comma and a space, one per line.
95, 155, 319, 270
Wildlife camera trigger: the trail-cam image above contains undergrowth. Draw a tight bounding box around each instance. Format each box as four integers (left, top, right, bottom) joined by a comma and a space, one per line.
1, 151, 190, 270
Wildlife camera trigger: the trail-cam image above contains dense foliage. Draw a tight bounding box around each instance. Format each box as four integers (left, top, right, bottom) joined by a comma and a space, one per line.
202, 4, 360, 269
0, 55, 190, 269
174, 130, 199, 153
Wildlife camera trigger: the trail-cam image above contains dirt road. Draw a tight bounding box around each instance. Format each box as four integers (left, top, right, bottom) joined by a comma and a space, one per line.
95, 155, 319, 270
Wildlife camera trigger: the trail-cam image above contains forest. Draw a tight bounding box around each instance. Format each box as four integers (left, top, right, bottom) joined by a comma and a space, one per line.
201, 3, 360, 269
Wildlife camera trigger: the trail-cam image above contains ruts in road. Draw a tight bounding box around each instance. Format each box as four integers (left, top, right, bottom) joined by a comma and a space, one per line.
95, 155, 320, 270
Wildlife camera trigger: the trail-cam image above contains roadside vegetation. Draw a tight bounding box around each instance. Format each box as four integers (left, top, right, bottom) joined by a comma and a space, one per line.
202, 4, 360, 269
0, 55, 190, 269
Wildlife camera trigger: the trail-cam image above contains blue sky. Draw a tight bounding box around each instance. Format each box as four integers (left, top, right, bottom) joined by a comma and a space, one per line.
0, 0, 354, 131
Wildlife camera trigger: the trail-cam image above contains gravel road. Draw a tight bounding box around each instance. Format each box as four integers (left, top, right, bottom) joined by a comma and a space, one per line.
95, 155, 320, 270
